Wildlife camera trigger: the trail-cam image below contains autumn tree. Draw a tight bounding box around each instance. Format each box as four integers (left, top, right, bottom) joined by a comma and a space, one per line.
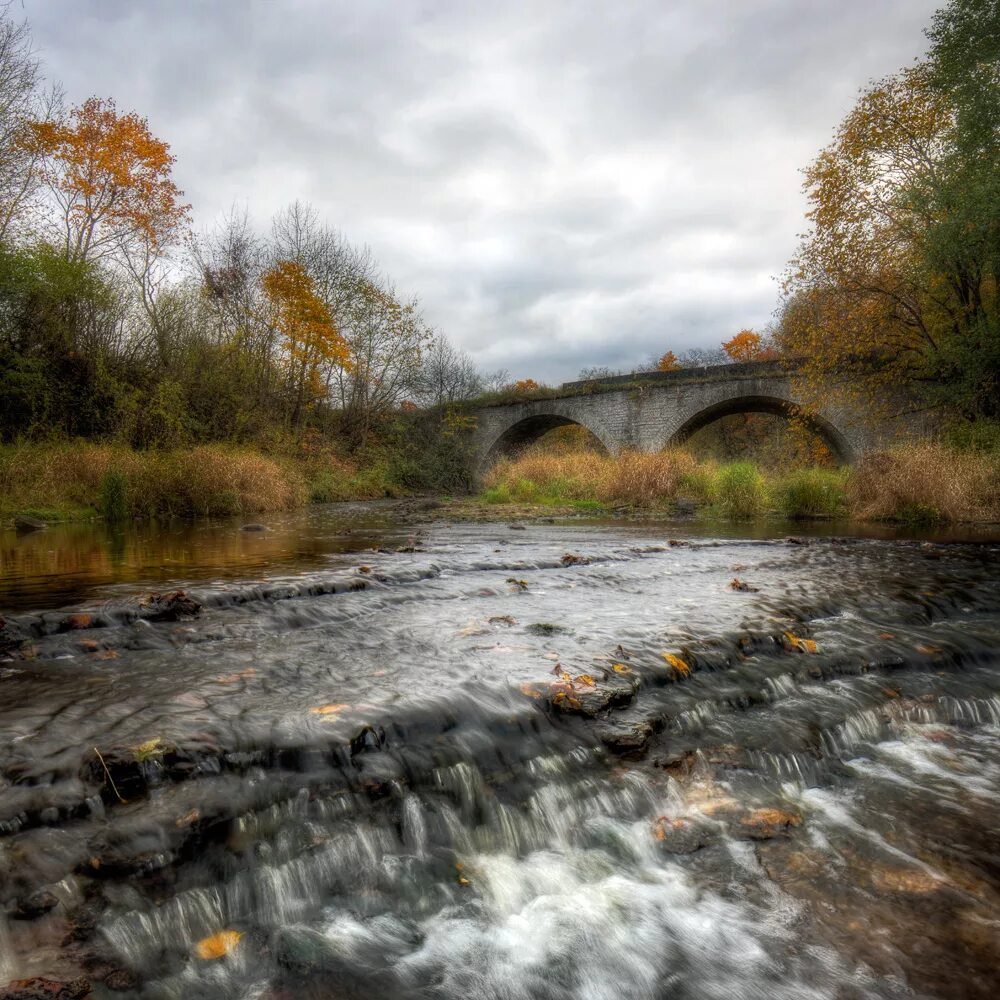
781, 0, 1000, 419
511, 378, 541, 393
656, 351, 681, 372
32, 96, 190, 332
262, 259, 350, 425
722, 329, 779, 362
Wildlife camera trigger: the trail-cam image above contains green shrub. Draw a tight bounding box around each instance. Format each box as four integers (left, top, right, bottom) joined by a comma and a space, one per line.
777, 468, 847, 518
99, 470, 128, 522
710, 462, 769, 518
946, 419, 1000, 454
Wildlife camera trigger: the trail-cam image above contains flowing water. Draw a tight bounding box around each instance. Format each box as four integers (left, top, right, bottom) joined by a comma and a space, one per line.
1, 504, 999, 999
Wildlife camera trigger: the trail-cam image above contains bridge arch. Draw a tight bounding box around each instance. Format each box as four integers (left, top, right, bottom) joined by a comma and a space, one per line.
666, 394, 854, 464
480, 412, 615, 469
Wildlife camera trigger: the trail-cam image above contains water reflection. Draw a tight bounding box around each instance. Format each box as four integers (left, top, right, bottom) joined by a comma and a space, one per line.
0, 501, 416, 611
3, 502, 997, 614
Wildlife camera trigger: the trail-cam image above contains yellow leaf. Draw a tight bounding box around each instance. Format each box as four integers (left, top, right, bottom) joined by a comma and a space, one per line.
782, 631, 818, 654
574, 674, 596, 688
611, 663, 632, 673
662, 653, 690, 675
195, 930, 243, 960
309, 703, 350, 716
131, 737, 165, 762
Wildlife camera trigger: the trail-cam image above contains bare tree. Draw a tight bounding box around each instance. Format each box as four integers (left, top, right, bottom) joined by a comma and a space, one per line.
416, 334, 483, 406
0, 9, 58, 243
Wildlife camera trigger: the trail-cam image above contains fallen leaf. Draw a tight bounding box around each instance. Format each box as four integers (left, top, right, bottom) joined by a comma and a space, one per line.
662, 653, 690, 675
519, 682, 544, 700
175, 809, 200, 828
506, 577, 529, 591
574, 674, 596, 688
611, 663, 633, 674
195, 930, 243, 960
782, 631, 818, 654
729, 578, 759, 593
131, 737, 165, 762
915, 644, 941, 655
309, 703, 350, 717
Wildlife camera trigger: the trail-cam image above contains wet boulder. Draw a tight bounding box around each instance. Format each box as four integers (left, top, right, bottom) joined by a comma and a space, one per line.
652, 816, 715, 854
99, 970, 136, 992
732, 807, 802, 840
0, 616, 26, 655
9, 888, 59, 920
0, 979, 90, 1000
654, 749, 698, 780
597, 720, 653, 754
271, 926, 401, 997
138, 590, 202, 622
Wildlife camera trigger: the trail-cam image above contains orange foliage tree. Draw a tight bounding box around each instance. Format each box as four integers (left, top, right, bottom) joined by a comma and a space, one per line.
723, 330, 761, 362
779, 65, 958, 410
656, 351, 680, 372
32, 97, 189, 264
261, 259, 350, 425
722, 329, 778, 362
511, 378, 541, 393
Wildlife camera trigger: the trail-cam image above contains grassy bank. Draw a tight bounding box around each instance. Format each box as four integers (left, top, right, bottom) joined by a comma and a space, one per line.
482, 444, 1000, 524
0, 440, 405, 524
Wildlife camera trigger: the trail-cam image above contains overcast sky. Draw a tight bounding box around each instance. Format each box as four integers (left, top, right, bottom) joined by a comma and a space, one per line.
24, 0, 939, 383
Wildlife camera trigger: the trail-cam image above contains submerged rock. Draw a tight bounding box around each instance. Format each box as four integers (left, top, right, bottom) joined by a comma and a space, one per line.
139, 590, 202, 621
13, 515, 47, 533
597, 720, 653, 753
652, 816, 714, 854
0, 979, 90, 1000
241, 523, 268, 532
271, 926, 403, 997
733, 807, 802, 840
9, 888, 59, 920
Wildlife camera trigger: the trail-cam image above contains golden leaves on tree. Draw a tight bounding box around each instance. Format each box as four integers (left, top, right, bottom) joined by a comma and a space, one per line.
31, 97, 190, 261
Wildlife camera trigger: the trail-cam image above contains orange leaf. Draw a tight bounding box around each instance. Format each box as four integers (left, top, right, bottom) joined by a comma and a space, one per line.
662, 653, 690, 675
309, 703, 350, 717
195, 930, 243, 960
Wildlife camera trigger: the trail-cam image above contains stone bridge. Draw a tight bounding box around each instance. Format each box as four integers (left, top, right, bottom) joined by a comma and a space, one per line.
472, 361, 921, 470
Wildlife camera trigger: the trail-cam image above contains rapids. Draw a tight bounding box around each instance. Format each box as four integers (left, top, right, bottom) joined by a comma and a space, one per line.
1, 504, 999, 999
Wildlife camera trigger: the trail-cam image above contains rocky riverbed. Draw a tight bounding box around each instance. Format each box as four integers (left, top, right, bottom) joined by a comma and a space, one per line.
1, 505, 999, 999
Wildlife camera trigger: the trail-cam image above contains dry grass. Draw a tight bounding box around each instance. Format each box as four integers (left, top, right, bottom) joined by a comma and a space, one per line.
483, 449, 708, 507
846, 443, 1000, 523
0, 441, 307, 520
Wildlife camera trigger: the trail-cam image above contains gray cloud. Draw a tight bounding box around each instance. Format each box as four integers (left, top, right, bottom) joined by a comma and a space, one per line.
24, 0, 939, 382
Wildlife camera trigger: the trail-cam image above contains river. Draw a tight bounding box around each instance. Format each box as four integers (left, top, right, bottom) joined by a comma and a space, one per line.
1, 503, 999, 999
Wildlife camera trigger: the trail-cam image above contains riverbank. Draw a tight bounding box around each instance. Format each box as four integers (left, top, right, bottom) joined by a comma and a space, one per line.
4, 438, 999, 531
0, 440, 406, 527
480, 444, 1000, 525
